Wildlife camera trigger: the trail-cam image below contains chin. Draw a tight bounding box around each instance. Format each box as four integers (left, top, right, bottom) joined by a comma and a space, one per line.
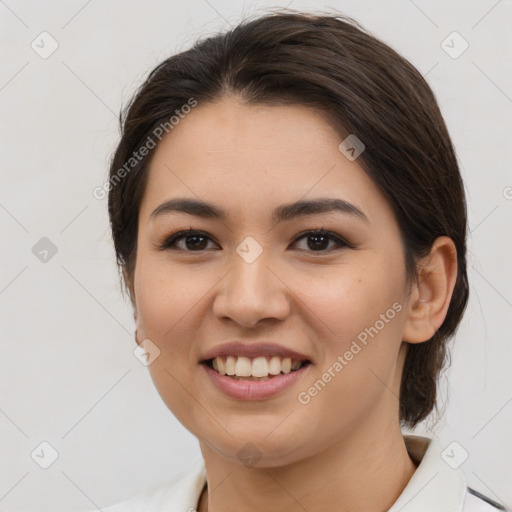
198, 426, 311, 468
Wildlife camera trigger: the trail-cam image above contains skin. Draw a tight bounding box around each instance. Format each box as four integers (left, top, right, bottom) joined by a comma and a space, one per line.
128, 96, 458, 512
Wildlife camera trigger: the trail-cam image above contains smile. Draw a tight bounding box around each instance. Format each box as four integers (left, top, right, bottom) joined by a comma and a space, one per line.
201, 356, 312, 400
205, 355, 310, 379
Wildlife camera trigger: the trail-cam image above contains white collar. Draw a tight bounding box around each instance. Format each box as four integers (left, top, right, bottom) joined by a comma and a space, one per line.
388, 434, 467, 511
105, 434, 469, 511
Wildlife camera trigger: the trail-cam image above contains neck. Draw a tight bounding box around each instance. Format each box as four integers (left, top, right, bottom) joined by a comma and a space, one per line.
197, 414, 417, 512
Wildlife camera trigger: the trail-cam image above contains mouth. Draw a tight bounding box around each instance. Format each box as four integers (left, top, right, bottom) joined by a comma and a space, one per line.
201, 355, 312, 400
202, 355, 312, 380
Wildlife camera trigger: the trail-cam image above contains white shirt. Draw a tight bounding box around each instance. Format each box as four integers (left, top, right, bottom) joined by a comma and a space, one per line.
100, 434, 508, 512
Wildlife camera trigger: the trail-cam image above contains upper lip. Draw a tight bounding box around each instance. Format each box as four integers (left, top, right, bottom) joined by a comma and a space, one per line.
200, 341, 311, 363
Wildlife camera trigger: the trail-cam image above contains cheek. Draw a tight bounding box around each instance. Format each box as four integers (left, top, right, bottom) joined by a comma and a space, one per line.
292, 261, 403, 347
291, 259, 407, 416
134, 263, 210, 431
134, 258, 202, 339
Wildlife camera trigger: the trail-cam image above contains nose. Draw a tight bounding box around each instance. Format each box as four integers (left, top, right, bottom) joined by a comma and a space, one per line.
212, 249, 291, 328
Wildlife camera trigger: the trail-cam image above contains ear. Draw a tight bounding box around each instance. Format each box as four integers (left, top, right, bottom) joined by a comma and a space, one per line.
122, 267, 140, 343
122, 267, 137, 308
132, 301, 140, 346
402, 236, 458, 344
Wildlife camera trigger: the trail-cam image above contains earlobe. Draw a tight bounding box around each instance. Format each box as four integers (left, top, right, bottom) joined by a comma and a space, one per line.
402, 236, 458, 344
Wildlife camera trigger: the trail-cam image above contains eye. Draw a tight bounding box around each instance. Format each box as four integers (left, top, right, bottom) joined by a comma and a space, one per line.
291, 228, 350, 252
159, 229, 219, 251
158, 227, 351, 253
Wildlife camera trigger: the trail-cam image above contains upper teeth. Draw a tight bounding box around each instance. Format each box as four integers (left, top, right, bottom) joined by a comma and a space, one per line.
211, 356, 303, 377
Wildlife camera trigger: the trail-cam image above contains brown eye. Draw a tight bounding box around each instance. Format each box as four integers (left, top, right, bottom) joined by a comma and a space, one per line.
160, 230, 218, 251
159, 228, 350, 253
292, 229, 349, 252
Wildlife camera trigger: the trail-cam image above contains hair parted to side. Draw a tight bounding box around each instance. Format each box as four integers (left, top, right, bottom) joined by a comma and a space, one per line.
107, 9, 469, 429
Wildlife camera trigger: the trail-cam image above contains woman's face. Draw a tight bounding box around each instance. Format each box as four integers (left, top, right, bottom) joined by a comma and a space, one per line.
132, 96, 414, 466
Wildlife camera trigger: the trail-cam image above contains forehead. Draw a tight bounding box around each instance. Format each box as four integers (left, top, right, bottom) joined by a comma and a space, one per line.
139, 97, 394, 228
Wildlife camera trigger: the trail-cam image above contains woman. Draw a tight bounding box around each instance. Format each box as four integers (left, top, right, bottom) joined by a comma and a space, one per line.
102, 9, 508, 512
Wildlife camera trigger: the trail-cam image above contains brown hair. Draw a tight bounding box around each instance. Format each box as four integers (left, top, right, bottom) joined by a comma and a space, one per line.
107, 9, 469, 428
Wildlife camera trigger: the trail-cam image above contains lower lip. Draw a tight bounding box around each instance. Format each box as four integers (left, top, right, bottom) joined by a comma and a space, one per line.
201, 363, 311, 400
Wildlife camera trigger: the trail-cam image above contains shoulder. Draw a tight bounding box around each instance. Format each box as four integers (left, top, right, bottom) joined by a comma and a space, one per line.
463, 487, 510, 512
98, 461, 206, 512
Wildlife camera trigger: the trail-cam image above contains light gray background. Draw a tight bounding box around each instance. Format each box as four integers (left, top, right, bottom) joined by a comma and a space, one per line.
1, 0, 511, 510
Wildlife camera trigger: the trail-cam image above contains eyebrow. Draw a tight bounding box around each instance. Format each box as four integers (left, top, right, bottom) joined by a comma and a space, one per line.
150, 197, 369, 224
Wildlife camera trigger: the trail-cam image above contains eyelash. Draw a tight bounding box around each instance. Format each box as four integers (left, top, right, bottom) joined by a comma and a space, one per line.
158, 227, 351, 253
